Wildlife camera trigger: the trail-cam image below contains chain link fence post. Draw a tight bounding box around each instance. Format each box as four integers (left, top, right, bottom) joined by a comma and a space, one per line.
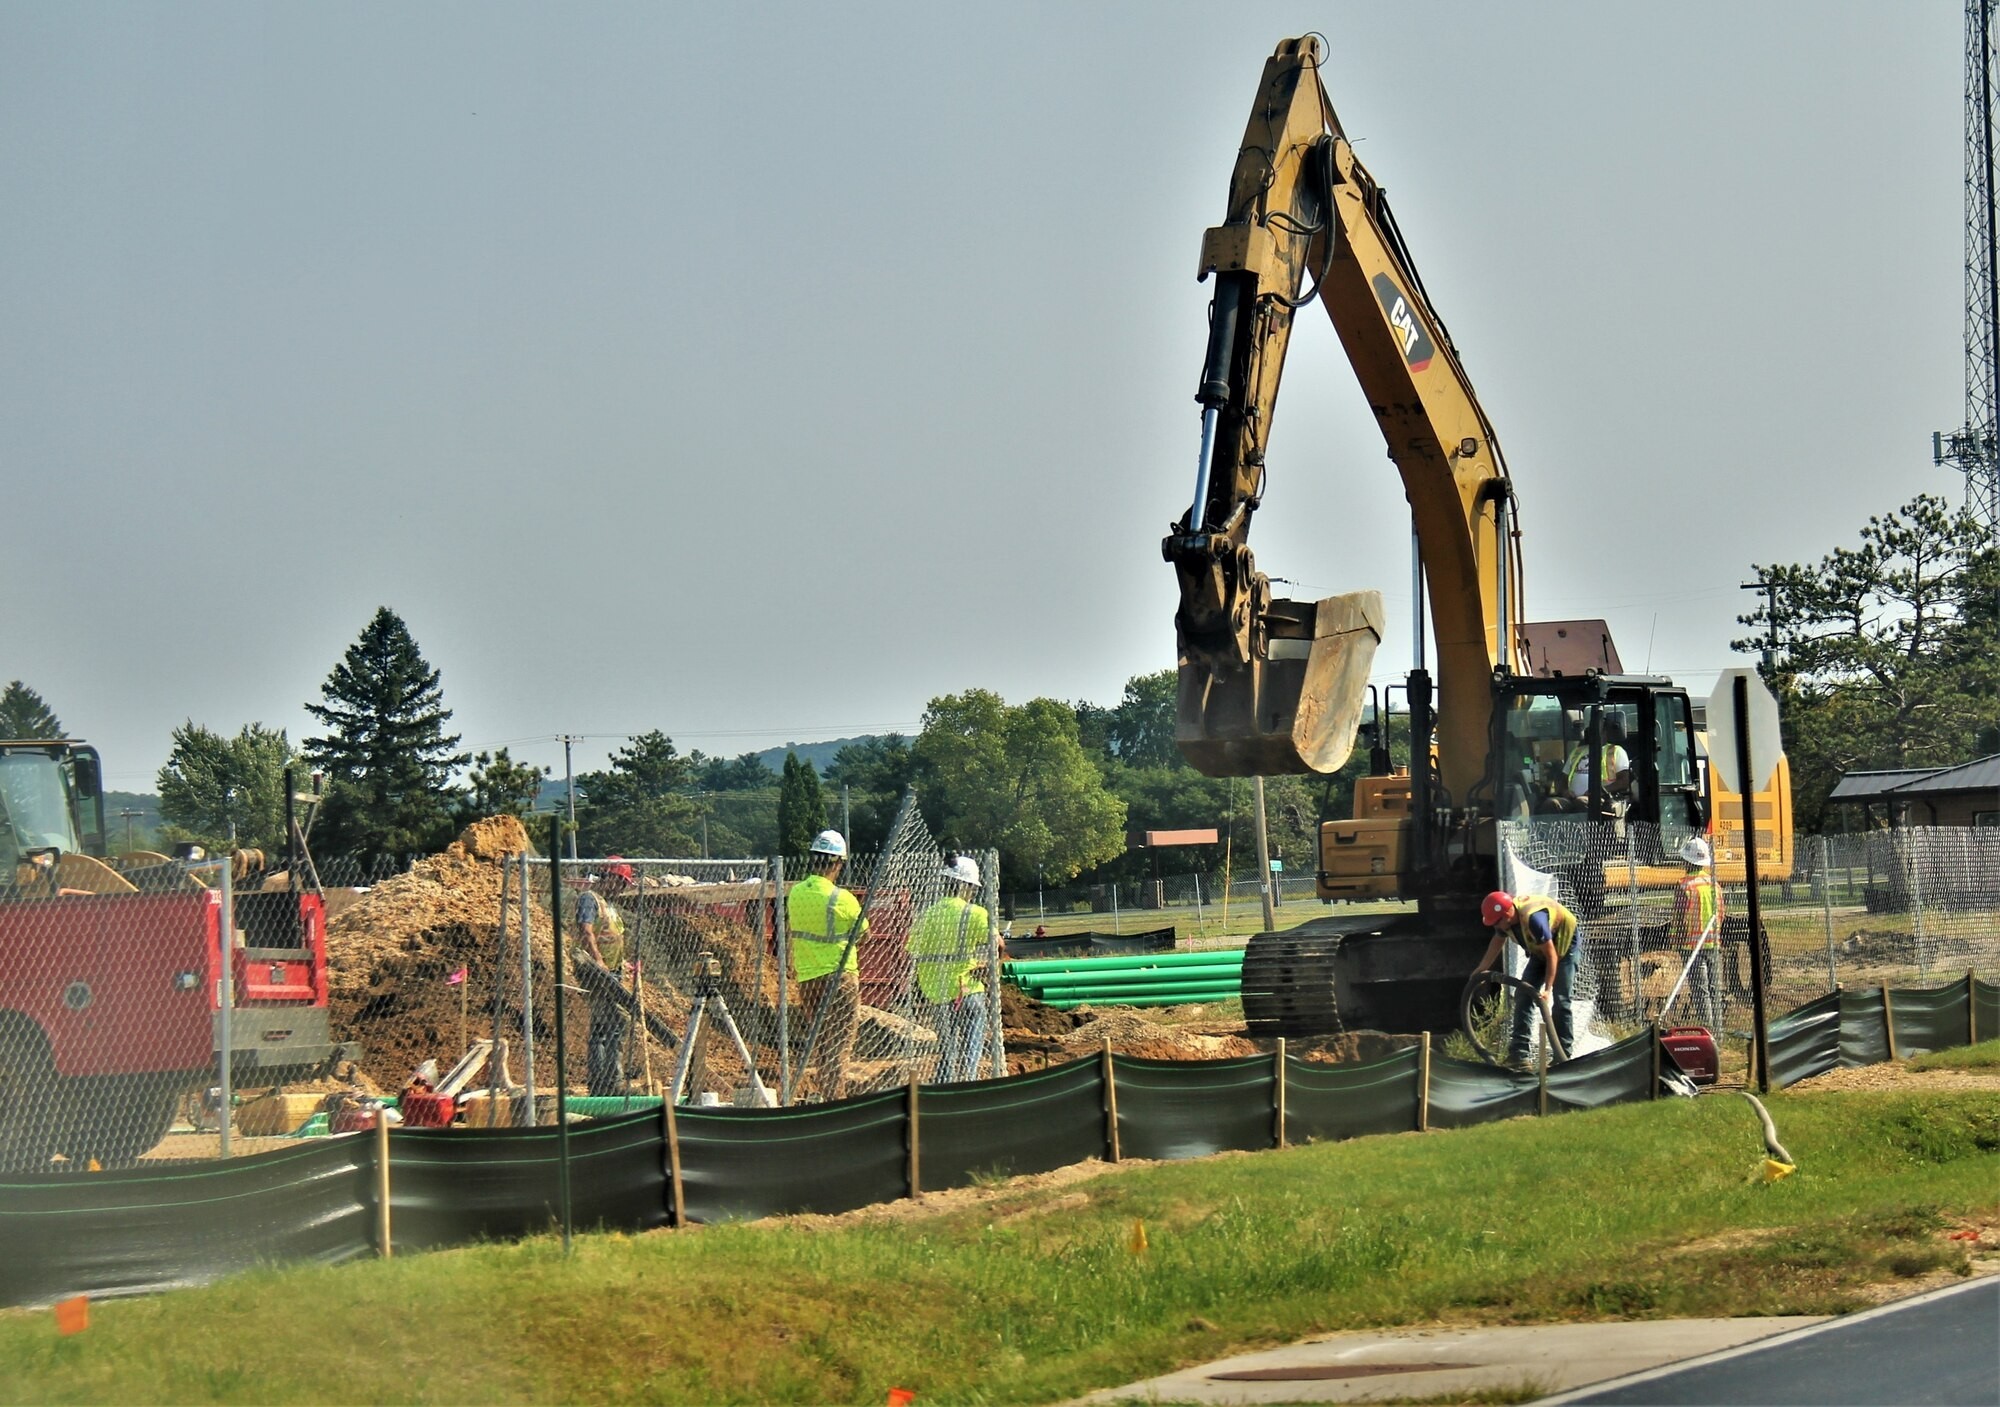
1820, 834, 1837, 992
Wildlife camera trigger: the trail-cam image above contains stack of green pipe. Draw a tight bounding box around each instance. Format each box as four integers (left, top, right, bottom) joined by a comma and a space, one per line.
1004, 948, 1245, 1010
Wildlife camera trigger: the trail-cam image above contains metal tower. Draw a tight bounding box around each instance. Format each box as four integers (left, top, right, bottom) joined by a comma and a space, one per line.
1934, 0, 2000, 532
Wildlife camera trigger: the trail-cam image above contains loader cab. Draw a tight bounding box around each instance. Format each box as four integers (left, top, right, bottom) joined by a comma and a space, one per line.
1490, 675, 1702, 858
0, 741, 106, 868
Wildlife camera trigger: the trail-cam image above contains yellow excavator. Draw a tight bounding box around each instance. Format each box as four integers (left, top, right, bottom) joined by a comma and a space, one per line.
1164, 37, 1788, 1035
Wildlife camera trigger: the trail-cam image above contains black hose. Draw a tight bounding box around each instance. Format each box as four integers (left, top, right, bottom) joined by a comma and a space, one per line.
1459, 969, 1569, 1067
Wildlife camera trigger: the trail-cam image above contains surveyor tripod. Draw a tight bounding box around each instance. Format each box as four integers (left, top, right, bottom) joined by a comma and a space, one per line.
668, 952, 773, 1107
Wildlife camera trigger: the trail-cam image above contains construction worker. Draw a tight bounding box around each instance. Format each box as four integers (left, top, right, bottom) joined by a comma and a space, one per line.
786, 829, 866, 1099
576, 857, 634, 1096
1471, 889, 1580, 1066
1673, 836, 1724, 1029
907, 855, 998, 1082
1563, 713, 1632, 812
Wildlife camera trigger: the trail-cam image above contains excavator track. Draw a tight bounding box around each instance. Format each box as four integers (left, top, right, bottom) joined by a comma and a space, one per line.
1241, 915, 1486, 1037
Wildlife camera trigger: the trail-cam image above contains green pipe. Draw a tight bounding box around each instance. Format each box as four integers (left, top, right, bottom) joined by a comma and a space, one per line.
1006, 950, 1245, 977
1029, 981, 1240, 1003
1013, 962, 1243, 988
1045, 993, 1240, 1011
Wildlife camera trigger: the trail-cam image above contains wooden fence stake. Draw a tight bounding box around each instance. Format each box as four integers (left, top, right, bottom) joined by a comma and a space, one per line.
1274, 1038, 1287, 1149
1968, 969, 1978, 1046
1417, 1032, 1431, 1133
1882, 987, 1899, 1062
906, 1073, 921, 1198
664, 1098, 685, 1228
374, 1114, 392, 1259
1101, 1039, 1120, 1163
1650, 1021, 1661, 1099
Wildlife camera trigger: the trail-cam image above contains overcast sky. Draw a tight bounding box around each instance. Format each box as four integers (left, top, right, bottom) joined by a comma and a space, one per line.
1, 3, 1971, 790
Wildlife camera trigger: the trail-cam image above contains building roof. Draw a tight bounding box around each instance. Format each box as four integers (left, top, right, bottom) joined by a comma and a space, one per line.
1881, 754, 2000, 796
1828, 755, 2000, 802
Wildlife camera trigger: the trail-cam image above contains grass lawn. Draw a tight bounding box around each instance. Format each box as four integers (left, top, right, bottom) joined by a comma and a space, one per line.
3, 1089, 1994, 1405
1910, 1038, 2000, 1071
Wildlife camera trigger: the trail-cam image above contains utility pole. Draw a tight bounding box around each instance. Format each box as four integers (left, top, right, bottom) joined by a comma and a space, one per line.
118, 807, 140, 852
1935, 0, 2000, 538
1739, 578, 1778, 672
1252, 775, 1277, 932
559, 735, 579, 860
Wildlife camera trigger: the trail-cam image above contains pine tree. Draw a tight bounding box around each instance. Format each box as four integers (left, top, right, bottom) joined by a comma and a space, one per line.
574, 732, 699, 855
776, 752, 826, 857
458, 748, 550, 823
0, 681, 62, 739
304, 608, 468, 857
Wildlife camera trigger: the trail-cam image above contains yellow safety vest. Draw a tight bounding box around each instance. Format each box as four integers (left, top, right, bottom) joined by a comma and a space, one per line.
787, 874, 866, 981
1508, 895, 1578, 959
1676, 871, 1720, 949
578, 892, 626, 969
907, 896, 990, 1003
1564, 744, 1623, 793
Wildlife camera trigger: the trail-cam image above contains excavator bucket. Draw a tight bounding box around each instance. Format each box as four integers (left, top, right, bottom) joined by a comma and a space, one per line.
1176, 590, 1384, 776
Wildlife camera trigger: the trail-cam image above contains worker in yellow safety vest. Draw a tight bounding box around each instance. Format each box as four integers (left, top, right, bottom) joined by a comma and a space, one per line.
786, 829, 867, 1099
1672, 836, 1724, 1030
1563, 714, 1632, 811
907, 855, 998, 1082
577, 858, 634, 1096
1472, 890, 1581, 1065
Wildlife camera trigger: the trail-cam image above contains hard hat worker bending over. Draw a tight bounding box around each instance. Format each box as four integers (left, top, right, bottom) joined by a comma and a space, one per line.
786, 830, 867, 1100
907, 855, 999, 1082
1471, 889, 1580, 1066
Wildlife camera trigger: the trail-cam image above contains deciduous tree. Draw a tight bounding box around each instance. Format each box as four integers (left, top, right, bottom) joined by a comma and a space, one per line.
915, 690, 1125, 886
157, 722, 300, 852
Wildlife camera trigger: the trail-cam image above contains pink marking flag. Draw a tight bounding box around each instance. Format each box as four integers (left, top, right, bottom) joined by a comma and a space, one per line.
446, 966, 468, 986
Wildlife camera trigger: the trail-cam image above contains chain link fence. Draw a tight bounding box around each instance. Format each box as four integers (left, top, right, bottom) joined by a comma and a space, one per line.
0, 847, 353, 1173
1495, 819, 2000, 1074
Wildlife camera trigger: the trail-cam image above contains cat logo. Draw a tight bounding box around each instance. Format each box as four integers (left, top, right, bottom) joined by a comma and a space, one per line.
1371, 273, 1435, 372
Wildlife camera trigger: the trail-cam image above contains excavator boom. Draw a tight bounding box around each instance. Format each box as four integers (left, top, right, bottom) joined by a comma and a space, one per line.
1164, 35, 1518, 797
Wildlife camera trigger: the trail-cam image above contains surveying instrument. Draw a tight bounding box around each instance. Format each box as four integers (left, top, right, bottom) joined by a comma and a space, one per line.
668, 951, 774, 1106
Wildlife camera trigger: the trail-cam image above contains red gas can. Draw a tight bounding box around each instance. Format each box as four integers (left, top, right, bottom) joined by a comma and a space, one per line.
400, 1091, 457, 1128
1661, 1026, 1718, 1085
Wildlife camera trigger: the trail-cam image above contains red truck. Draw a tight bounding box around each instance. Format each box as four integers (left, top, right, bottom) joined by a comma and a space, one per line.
0, 740, 352, 1169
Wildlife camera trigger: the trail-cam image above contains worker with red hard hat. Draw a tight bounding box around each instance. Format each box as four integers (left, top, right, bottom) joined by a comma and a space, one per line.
1471, 888, 1580, 1066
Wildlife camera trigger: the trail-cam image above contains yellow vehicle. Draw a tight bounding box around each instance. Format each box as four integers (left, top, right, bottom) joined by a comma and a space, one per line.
1163, 38, 1791, 1033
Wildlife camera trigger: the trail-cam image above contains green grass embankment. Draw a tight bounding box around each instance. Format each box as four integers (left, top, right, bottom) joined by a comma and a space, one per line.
5, 1089, 1995, 1406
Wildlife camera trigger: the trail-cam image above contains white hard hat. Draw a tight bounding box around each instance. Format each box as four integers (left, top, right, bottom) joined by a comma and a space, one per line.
945, 855, 980, 887
1679, 836, 1712, 868
809, 829, 848, 858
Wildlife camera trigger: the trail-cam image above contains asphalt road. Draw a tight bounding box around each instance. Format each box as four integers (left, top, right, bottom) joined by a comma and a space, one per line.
1551, 1277, 1999, 1406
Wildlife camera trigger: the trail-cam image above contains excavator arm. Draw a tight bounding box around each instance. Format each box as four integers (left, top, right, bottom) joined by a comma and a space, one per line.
1164, 35, 1520, 807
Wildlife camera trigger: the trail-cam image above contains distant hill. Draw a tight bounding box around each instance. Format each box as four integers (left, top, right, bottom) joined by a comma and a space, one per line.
102, 790, 162, 850
752, 736, 881, 775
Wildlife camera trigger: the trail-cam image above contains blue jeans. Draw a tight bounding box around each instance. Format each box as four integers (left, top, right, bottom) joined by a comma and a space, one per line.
587, 998, 628, 1096
928, 996, 993, 1082
1509, 942, 1578, 1064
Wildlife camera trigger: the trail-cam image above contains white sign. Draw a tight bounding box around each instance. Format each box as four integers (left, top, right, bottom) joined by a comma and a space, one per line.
1706, 668, 1782, 795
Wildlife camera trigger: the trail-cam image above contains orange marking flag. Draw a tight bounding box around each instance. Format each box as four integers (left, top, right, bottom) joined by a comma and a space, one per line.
55, 1295, 88, 1336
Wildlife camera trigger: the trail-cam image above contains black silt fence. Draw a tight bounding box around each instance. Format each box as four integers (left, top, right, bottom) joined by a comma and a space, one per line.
5, 979, 1995, 1308
390, 1110, 667, 1252
915, 1059, 1106, 1192
1112, 1055, 1276, 1161
0, 1139, 374, 1307
675, 1092, 907, 1224
1284, 1048, 1421, 1144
